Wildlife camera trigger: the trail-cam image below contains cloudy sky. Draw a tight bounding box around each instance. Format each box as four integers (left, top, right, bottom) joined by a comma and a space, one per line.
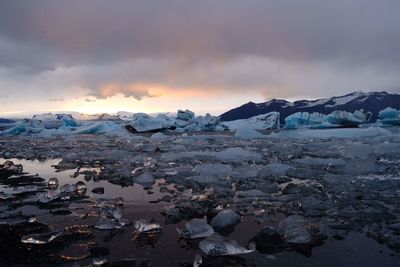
0, 0, 399, 116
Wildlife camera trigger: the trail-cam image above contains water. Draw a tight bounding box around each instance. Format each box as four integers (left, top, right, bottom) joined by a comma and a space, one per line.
0, 158, 399, 266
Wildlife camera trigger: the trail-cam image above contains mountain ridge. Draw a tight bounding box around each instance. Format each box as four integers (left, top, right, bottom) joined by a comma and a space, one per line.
220, 91, 400, 123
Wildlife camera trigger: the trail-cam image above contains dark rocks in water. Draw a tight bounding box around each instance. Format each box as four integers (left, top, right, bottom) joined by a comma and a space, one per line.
89, 244, 110, 257
1, 175, 45, 187
0, 161, 23, 178
0, 221, 52, 265
92, 187, 105, 194
275, 176, 292, 184
109, 258, 149, 267
251, 226, 285, 254
282, 183, 313, 195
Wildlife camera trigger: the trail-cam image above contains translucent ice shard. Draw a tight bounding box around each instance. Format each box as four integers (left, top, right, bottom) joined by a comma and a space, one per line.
178, 218, 214, 239
278, 215, 312, 244
21, 230, 62, 244
210, 209, 241, 229
134, 219, 162, 233
47, 177, 59, 189
199, 234, 255, 256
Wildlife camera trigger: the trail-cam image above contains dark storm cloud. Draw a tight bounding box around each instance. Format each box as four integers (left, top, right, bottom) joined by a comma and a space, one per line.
0, 0, 399, 100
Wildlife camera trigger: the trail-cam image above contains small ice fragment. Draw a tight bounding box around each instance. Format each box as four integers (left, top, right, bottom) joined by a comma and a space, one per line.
21, 230, 62, 244
210, 209, 241, 228
134, 172, 155, 187
95, 218, 122, 230
47, 177, 59, 189
75, 181, 87, 193
28, 217, 37, 223
193, 254, 202, 267
199, 234, 255, 256
134, 219, 162, 233
278, 215, 312, 244
93, 258, 109, 266
178, 218, 214, 239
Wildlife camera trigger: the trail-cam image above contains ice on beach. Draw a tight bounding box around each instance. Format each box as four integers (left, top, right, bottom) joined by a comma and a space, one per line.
150, 132, 168, 140
134, 219, 162, 233
234, 127, 265, 139
199, 234, 255, 256
279, 215, 312, 244
210, 209, 241, 228
215, 147, 262, 162
134, 172, 155, 187
271, 127, 392, 139
21, 230, 62, 244
74, 121, 123, 135
178, 218, 215, 239
193, 163, 232, 177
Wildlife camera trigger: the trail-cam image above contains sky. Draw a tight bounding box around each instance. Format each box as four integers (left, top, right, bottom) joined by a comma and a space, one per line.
0, 0, 400, 117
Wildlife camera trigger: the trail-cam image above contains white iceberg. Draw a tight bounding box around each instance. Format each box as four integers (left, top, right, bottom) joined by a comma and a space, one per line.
74, 121, 122, 135
127, 113, 176, 133
32, 113, 79, 128
284, 112, 326, 129
224, 112, 280, 130
177, 109, 195, 121
0, 119, 45, 136
378, 107, 400, 125
325, 110, 371, 127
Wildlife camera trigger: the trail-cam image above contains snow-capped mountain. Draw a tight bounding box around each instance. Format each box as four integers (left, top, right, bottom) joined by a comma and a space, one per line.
220, 91, 400, 123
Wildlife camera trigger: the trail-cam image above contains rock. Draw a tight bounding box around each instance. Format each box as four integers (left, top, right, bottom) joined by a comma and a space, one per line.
282, 183, 310, 195
251, 226, 284, 253
210, 209, 241, 229
237, 189, 267, 198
